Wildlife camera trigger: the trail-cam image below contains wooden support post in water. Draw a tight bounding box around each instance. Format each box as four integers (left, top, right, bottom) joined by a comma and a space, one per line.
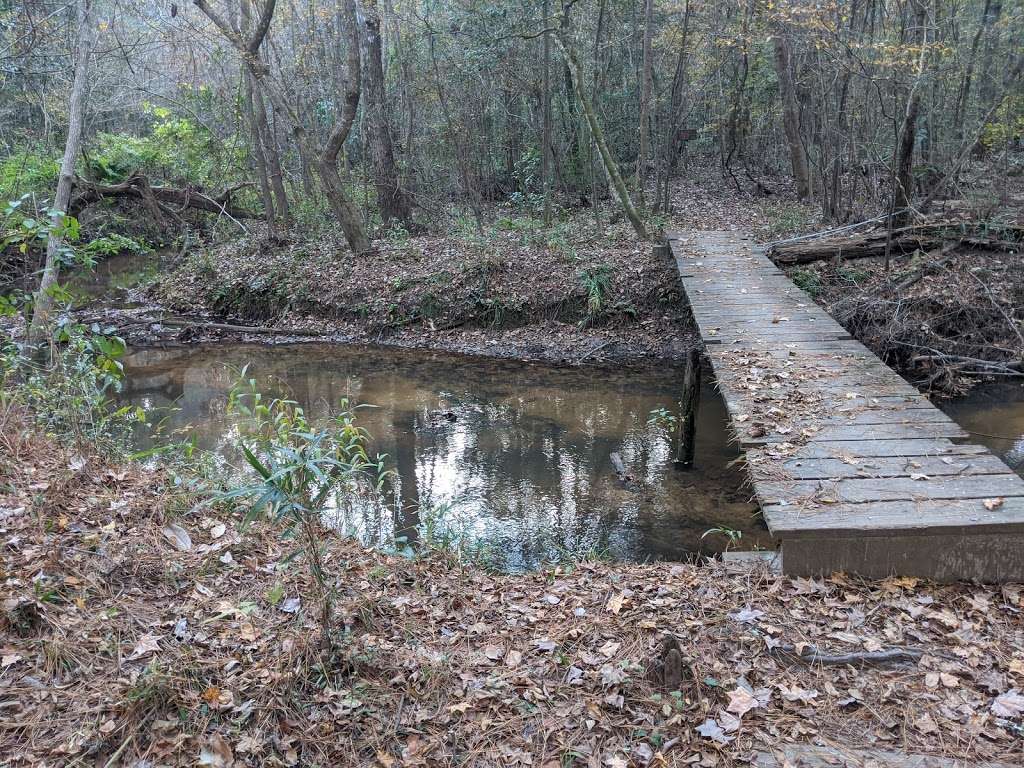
675, 346, 701, 468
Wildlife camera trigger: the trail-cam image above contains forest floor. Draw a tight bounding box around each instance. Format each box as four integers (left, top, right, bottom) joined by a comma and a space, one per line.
3, 409, 1024, 768
145, 178, 814, 365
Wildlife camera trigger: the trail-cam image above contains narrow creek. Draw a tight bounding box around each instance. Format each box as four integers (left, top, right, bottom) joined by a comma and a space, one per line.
82, 255, 1024, 568
118, 344, 769, 569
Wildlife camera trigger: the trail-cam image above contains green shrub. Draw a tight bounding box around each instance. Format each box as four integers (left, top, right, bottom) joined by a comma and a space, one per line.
221, 374, 388, 651
579, 263, 614, 316
0, 149, 59, 199
1, 323, 141, 455
84, 106, 243, 187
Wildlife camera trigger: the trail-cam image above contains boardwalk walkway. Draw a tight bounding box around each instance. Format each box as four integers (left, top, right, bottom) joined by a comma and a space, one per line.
668, 231, 1024, 581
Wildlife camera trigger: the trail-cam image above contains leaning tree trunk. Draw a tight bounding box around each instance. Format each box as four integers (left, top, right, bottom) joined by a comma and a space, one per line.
362, 0, 413, 229
772, 27, 811, 200
29, 0, 95, 346
193, 0, 370, 253
556, 13, 647, 241
318, 0, 371, 251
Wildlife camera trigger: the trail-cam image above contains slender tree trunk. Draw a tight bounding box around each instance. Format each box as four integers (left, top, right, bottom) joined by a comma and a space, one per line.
254, 82, 289, 218
317, 0, 371, 251
556, 9, 647, 240
654, 0, 692, 213
238, 1, 275, 229
362, 0, 412, 229
541, 0, 552, 226
29, 0, 94, 346
242, 72, 275, 225
772, 27, 811, 200
635, 0, 654, 209
893, 0, 928, 225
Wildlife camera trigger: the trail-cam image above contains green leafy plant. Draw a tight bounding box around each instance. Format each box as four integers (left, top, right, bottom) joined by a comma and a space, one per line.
579, 264, 613, 316
0, 149, 59, 199
1, 322, 140, 453
80, 233, 151, 260
647, 407, 678, 430
220, 373, 389, 651
2, 195, 80, 264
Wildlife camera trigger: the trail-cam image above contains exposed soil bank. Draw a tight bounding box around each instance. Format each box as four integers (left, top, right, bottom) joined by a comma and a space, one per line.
145, 182, 814, 365
150, 219, 694, 365
2, 412, 1023, 766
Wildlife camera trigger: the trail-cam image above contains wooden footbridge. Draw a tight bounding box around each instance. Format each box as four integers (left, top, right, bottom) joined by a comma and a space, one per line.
669, 231, 1024, 582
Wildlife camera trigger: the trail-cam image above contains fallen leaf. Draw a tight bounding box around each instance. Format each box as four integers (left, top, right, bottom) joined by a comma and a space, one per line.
726, 687, 761, 717
606, 592, 625, 614
696, 719, 734, 745
198, 734, 233, 767
991, 689, 1024, 717
128, 633, 162, 660
599, 640, 621, 658
729, 607, 764, 623
161, 523, 192, 551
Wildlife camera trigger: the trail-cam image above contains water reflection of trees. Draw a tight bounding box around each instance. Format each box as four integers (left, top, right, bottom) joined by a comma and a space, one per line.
119, 344, 765, 567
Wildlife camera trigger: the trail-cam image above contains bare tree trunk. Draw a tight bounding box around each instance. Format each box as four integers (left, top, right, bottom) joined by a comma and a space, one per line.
318, 0, 371, 251
29, 0, 95, 346
893, 0, 928, 225
772, 27, 811, 200
362, 0, 413, 229
238, 1, 275, 230
654, 0, 692, 213
556, 6, 648, 240
541, 0, 553, 226
193, 0, 370, 253
254, 83, 289, 219
635, 0, 654, 209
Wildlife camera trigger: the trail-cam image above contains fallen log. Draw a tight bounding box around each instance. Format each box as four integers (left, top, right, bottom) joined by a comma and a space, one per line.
768, 222, 1023, 265
69, 173, 261, 224
156, 316, 323, 336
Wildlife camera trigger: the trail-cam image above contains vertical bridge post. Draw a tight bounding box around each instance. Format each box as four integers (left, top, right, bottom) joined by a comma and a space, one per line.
675, 346, 701, 468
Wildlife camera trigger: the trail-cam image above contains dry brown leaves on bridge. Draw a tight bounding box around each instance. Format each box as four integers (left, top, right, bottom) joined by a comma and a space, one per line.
2, 425, 1023, 767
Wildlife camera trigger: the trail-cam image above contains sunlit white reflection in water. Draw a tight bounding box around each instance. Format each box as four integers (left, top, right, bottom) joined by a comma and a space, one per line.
118, 343, 770, 569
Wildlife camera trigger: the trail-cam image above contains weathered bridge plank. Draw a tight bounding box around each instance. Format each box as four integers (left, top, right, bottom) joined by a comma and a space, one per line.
669, 231, 1024, 582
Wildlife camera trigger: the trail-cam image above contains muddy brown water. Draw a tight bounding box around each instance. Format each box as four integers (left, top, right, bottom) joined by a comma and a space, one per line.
118, 343, 770, 569
67, 250, 161, 306
939, 382, 1024, 474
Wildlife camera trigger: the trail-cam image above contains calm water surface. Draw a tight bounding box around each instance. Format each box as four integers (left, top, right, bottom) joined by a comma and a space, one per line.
940, 383, 1024, 475
118, 344, 768, 568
